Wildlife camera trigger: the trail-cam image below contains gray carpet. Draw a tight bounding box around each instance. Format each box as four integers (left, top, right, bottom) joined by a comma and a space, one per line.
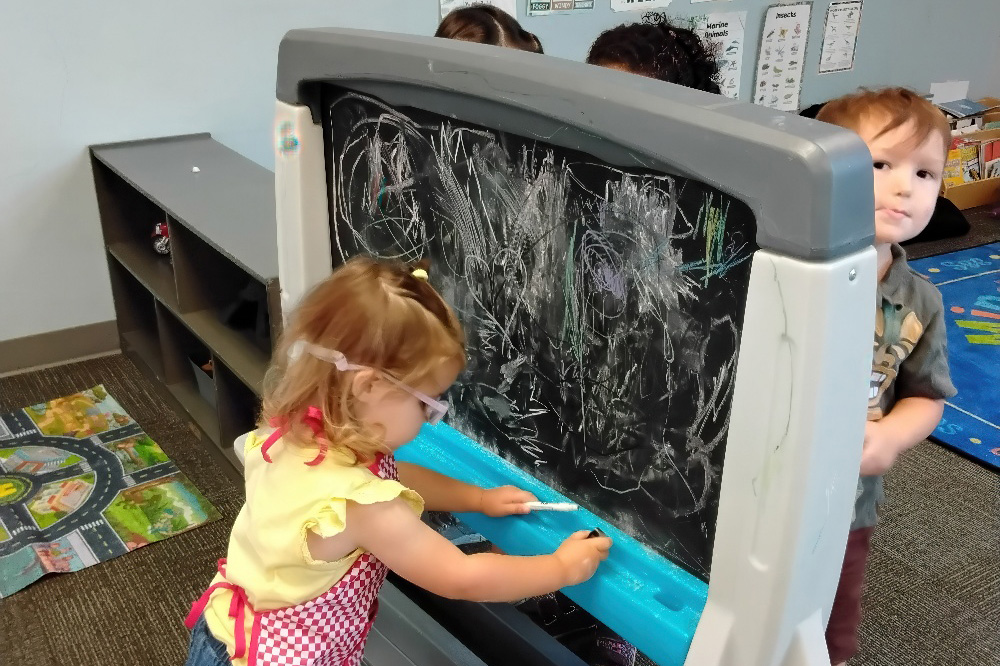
0, 354, 243, 666
853, 442, 999, 666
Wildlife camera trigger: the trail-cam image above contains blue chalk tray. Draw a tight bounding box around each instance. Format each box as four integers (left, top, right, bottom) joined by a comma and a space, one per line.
396, 423, 708, 666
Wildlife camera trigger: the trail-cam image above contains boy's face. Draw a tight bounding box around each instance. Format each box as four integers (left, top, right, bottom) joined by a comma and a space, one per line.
857, 116, 946, 246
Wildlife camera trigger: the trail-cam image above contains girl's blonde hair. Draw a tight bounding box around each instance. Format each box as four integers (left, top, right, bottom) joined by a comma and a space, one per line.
260, 256, 465, 464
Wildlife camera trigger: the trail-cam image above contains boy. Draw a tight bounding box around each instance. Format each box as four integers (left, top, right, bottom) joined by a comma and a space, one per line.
816, 88, 957, 665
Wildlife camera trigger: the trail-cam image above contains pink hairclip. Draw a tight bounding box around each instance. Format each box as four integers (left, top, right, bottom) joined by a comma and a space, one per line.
288, 340, 365, 371
286, 340, 450, 426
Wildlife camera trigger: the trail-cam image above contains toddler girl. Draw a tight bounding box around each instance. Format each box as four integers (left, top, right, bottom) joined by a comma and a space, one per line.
184, 256, 611, 666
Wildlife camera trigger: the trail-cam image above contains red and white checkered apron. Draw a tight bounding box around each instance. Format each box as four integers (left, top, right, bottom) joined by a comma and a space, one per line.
186, 437, 398, 666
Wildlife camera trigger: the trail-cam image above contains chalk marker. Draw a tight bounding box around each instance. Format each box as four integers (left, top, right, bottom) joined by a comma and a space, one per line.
525, 502, 579, 512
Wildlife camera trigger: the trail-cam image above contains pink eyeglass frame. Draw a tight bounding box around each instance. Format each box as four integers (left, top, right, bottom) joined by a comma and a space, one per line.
289, 340, 450, 425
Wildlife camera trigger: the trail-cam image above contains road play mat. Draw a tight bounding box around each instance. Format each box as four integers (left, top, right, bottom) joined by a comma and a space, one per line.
909, 243, 1000, 471
0, 386, 220, 597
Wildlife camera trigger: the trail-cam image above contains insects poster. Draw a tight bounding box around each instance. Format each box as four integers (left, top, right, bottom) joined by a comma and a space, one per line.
752, 2, 812, 111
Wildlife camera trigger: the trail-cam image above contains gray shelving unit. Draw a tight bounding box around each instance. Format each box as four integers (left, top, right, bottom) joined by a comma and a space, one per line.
90, 134, 281, 480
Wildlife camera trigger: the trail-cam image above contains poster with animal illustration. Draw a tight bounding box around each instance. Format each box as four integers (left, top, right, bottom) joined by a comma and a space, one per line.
752, 2, 812, 111
692, 11, 748, 99
819, 0, 863, 74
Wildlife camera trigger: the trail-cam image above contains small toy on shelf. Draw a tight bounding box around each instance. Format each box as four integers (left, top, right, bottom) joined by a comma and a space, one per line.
152, 221, 170, 255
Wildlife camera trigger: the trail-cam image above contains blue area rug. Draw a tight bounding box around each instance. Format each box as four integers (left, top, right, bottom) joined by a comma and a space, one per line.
909, 243, 1000, 471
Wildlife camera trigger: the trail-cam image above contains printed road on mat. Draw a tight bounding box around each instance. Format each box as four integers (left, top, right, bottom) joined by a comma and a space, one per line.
0, 385, 219, 596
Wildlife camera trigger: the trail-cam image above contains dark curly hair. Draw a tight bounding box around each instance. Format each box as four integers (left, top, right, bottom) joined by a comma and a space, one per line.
435, 4, 543, 54
587, 12, 720, 93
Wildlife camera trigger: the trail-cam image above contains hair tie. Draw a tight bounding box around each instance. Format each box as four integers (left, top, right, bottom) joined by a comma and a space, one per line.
411, 268, 429, 281
302, 405, 329, 466
262, 416, 289, 463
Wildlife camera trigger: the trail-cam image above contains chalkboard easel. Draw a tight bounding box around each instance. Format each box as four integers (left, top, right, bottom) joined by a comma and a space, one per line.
273, 28, 876, 666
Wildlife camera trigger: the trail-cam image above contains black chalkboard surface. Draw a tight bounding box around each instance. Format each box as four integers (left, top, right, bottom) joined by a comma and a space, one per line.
323, 87, 757, 579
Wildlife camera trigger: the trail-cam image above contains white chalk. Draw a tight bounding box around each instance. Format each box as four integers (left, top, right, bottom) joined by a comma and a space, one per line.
192, 166, 200, 173
525, 501, 579, 512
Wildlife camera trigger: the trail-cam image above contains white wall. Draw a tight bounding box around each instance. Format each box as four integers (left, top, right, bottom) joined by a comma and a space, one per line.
0, 1, 435, 342
2, 0, 998, 343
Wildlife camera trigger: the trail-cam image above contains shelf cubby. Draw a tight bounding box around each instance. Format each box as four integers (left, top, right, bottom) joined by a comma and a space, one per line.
217, 360, 261, 465
107, 257, 164, 381
91, 134, 281, 479
170, 222, 271, 392
93, 158, 179, 307
156, 302, 220, 445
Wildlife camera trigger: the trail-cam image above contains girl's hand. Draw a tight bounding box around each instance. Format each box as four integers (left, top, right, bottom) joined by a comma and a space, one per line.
859, 420, 900, 477
479, 485, 537, 517
554, 531, 612, 587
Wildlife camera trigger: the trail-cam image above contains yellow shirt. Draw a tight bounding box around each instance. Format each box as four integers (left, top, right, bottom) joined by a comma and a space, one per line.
203, 430, 423, 664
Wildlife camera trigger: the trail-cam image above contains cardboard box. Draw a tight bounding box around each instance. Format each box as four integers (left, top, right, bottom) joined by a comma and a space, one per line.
942, 177, 1000, 210
935, 97, 1000, 131
978, 97, 1000, 125
941, 127, 1000, 210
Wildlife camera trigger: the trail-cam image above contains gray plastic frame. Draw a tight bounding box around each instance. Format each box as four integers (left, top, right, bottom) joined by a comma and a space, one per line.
276, 27, 874, 260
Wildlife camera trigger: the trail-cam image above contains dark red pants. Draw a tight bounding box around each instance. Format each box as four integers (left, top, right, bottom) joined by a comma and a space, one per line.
826, 526, 875, 664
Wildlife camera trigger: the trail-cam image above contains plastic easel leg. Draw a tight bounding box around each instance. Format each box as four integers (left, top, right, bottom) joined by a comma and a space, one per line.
779, 610, 831, 666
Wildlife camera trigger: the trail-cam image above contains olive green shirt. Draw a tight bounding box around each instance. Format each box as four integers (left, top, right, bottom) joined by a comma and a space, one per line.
852, 244, 957, 530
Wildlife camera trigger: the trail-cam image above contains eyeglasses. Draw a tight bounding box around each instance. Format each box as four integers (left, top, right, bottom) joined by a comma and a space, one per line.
289, 340, 450, 425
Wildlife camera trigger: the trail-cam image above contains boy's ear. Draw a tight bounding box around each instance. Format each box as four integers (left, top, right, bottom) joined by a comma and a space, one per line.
350, 369, 381, 404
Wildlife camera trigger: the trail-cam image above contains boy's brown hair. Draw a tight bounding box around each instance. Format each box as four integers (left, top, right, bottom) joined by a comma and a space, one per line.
435, 4, 543, 54
816, 87, 951, 159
